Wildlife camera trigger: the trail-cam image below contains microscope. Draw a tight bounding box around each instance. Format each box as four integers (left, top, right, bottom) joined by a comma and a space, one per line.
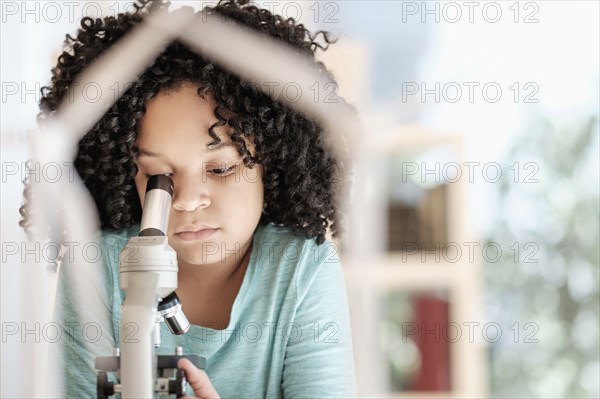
95, 175, 205, 398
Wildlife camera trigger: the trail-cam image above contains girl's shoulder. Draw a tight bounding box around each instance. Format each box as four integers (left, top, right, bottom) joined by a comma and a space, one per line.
252, 223, 345, 306
98, 224, 140, 266
252, 222, 341, 272
255, 222, 338, 254
100, 224, 140, 242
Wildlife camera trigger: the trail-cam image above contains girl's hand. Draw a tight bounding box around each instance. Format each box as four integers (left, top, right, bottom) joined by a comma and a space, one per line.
178, 358, 221, 399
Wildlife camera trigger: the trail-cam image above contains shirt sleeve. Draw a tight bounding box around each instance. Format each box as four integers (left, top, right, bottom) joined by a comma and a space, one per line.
53, 233, 119, 398
282, 240, 357, 398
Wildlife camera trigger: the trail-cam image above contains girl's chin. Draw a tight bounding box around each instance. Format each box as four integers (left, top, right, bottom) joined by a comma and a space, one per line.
174, 248, 248, 268
168, 235, 249, 266
173, 249, 218, 266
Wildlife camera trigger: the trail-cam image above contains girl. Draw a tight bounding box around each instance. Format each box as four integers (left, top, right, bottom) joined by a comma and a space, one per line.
20, 0, 356, 397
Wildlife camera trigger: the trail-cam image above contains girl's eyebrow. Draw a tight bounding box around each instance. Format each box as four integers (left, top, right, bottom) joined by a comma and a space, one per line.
205, 141, 234, 152
135, 142, 234, 158
136, 147, 162, 158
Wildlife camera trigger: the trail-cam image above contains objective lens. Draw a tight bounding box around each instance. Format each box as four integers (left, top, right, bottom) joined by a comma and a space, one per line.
158, 292, 190, 335
164, 311, 191, 335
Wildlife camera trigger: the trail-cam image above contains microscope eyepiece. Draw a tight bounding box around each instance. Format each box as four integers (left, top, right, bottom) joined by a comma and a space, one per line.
139, 175, 174, 237
146, 174, 174, 195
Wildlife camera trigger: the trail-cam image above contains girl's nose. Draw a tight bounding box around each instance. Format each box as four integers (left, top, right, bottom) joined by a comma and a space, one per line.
171, 178, 210, 212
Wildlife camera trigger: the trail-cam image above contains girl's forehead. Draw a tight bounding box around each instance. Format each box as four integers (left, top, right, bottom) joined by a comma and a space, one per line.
140, 86, 216, 133
136, 82, 257, 157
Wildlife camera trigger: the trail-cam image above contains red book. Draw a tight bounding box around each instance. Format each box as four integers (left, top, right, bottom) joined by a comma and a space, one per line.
410, 295, 451, 391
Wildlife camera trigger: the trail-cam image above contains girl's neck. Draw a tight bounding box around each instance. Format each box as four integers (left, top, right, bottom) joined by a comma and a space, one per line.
176, 240, 252, 291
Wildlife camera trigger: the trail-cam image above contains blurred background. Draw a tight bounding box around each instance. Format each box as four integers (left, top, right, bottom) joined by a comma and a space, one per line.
1, 1, 598, 397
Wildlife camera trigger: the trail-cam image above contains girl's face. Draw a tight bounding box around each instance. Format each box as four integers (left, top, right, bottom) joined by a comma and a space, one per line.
133, 83, 264, 266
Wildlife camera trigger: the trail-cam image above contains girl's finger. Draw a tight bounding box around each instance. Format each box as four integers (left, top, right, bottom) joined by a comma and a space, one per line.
178, 358, 220, 399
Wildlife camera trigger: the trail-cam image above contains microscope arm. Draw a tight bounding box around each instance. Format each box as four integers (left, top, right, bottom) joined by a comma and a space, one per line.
120, 272, 159, 399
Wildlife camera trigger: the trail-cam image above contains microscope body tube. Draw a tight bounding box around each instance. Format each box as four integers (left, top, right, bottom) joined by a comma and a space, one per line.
119, 175, 178, 398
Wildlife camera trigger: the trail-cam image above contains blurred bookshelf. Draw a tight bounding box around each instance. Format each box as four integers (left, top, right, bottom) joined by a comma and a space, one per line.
341, 127, 487, 398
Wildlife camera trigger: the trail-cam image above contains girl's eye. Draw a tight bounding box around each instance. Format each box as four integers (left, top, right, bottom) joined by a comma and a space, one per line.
209, 164, 237, 176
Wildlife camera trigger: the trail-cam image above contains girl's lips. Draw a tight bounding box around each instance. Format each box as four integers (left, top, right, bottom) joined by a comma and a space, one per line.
175, 228, 218, 241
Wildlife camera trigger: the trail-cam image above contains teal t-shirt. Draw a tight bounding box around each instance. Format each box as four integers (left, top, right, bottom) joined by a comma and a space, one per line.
54, 222, 357, 398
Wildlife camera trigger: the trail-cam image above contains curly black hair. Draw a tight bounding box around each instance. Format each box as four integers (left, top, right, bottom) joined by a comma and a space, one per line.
19, 0, 353, 245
